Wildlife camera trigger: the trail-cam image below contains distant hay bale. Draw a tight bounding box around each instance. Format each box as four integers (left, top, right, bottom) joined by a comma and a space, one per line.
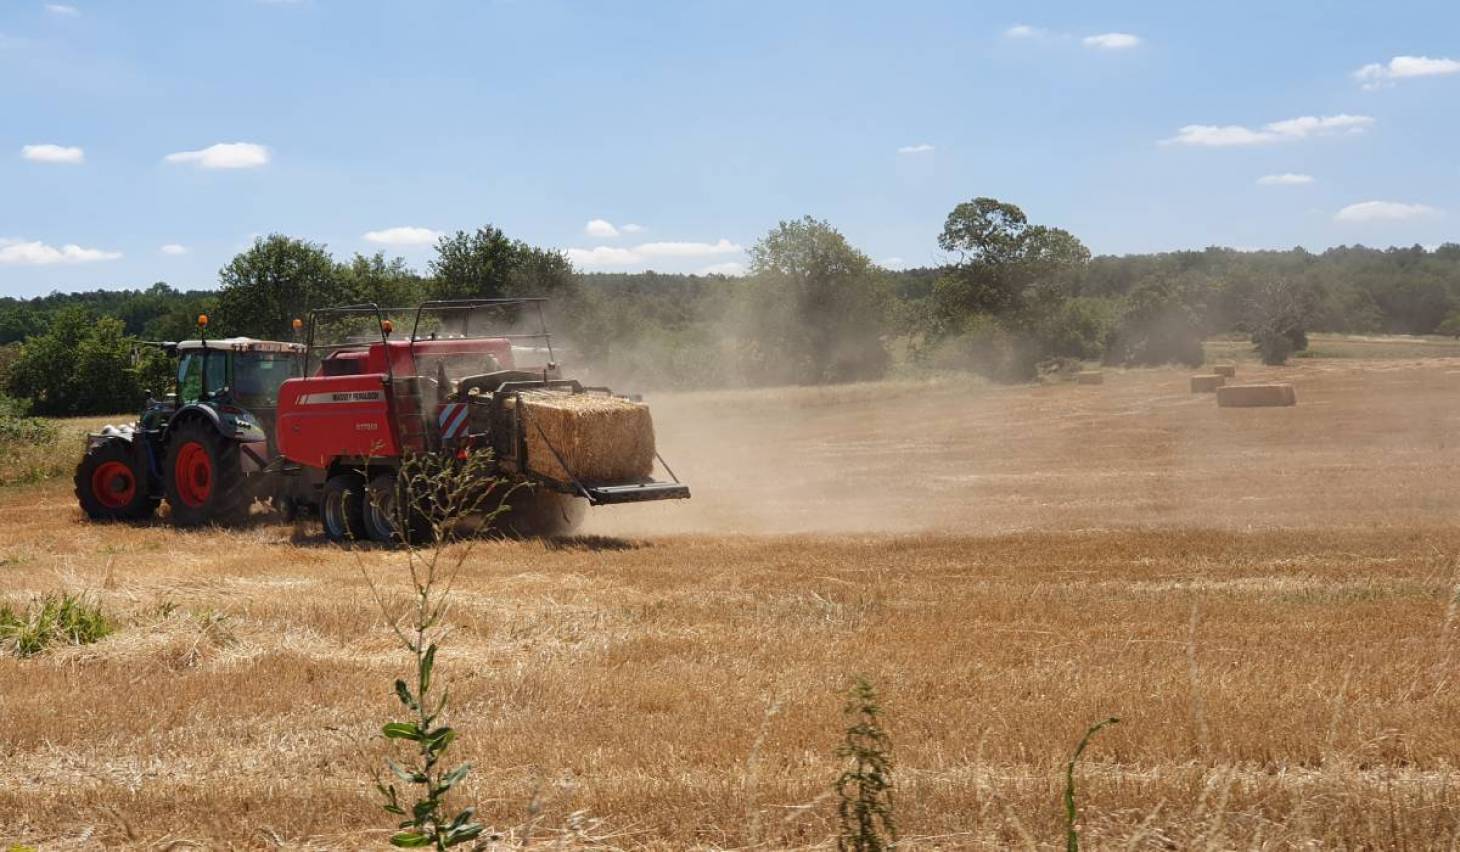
1190, 375, 1225, 393
1075, 371, 1104, 385
1212, 364, 1237, 377
1216, 384, 1297, 408
508, 392, 656, 483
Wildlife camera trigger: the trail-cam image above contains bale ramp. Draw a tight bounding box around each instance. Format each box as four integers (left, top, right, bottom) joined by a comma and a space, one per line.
1190, 375, 1225, 393
1213, 364, 1237, 377
1216, 384, 1297, 408
1075, 371, 1104, 385
508, 393, 656, 482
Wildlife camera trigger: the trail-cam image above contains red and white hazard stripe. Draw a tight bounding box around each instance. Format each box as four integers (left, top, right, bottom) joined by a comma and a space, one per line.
438, 403, 470, 440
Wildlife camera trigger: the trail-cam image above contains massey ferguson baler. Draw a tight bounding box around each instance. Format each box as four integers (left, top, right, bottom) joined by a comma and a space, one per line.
274, 299, 689, 542
74, 299, 689, 542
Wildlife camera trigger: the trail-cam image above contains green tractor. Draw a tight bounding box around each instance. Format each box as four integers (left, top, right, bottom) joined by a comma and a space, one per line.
75, 324, 302, 525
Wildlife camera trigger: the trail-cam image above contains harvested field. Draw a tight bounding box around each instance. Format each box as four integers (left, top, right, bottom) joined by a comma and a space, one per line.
5, 343, 1460, 848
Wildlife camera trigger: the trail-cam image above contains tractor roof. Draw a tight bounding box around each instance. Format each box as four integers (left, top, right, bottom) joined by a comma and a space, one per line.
176, 337, 303, 354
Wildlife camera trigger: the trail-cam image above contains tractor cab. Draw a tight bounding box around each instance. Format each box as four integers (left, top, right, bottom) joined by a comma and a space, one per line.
171, 338, 304, 443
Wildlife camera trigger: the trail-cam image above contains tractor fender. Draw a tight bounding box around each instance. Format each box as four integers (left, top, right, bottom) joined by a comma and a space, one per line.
164, 403, 227, 440
164, 405, 272, 474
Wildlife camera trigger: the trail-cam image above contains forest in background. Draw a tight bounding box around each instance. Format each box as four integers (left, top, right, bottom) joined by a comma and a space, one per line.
2, 195, 1459, 414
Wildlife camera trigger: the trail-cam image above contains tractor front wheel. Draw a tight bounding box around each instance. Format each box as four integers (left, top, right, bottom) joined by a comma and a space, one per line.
164, 422, 249, 526
321, 473, 368, 543
75, 440, 159, 521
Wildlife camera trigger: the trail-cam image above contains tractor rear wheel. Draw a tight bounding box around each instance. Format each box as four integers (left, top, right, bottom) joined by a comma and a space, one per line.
75, 440, 159, 521
321, 473, 368, 543
164, 422, 249, 526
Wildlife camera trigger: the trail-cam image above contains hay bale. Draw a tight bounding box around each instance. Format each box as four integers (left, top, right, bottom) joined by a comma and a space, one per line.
1212, 364, 1237, 378
1190, 374, 1225, 393
508, 392, 656, 483
1216, 384, 1297, 408
1075, 371, 1104, 385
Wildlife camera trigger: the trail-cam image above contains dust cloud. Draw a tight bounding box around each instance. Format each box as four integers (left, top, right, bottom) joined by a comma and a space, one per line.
583, 358, 1460, 537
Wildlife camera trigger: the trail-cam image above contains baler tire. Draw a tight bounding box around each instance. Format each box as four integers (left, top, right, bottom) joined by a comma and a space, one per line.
74, 439, 159, 522
363, 473, 433, 546
322, 473, 368, 543
164, 422, 249, 527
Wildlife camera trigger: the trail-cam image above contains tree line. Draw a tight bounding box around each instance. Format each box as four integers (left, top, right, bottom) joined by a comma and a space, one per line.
4, 199, 1460, 414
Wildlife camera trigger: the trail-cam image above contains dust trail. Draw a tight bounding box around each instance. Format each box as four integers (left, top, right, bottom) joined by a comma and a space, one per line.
584, 358, 1460, 536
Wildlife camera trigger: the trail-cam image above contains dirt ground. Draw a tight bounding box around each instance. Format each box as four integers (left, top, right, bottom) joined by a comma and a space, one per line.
4, 339, 1460, 849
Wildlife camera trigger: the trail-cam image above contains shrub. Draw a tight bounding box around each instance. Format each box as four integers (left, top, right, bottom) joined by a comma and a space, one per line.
0, 593, 113, 657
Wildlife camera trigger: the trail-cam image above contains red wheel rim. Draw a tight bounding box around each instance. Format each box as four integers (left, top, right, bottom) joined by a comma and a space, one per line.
91, 461, 136, 509
174, 442, 213, 508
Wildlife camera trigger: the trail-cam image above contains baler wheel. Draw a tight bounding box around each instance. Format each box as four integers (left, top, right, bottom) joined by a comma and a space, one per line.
321, 473, 368, 543
363, 473, 432, 545
74, 440, 159, 521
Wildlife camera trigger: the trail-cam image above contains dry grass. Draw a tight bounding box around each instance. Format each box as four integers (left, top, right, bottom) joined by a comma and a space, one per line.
4, 348, 1460, 848
0, 414, 119, 488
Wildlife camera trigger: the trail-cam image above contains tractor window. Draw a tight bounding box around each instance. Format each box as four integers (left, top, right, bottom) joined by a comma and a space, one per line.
176, 352, 229, 402
178, 354, 202, 402
233, 354, 298, 409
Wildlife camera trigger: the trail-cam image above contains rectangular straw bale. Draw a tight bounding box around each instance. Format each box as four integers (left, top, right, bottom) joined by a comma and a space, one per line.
1212, 364, 1237, 377
1075, 371, 1104, 385
1216, 383, 1297, 408
508, 392, 656, 483
1190, 374, 1225, 393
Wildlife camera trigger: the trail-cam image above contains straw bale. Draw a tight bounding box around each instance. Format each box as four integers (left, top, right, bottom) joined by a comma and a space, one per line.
508, 393, 656, 483
1075, 371, 1104, 385
1190, 375, 1225, 393
1216, 383, 1297, 408
1213, 364, 1237, 377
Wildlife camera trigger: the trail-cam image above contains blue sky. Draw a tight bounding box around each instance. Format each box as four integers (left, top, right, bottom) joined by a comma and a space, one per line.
1, 0, 1456, 298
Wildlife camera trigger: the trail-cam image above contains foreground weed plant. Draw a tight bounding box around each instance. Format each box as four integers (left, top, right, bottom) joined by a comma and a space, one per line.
835, 677, 897, 852
0, 592, 111, 657
367, 451, 510, 849
1064, 716, 1119, 852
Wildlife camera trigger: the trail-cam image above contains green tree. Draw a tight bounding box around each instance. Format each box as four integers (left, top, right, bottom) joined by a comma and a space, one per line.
933, 197, 1090, 321
428, 226, 575, 303
5, 308, 147, 415
340, 252, 426, 308
216, 235, 350, 339
745, 216, 891, 384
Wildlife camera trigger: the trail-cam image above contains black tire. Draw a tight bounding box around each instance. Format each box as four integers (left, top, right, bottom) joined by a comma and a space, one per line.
74, 439, 159, 521
495, 487, 586, 538
363, 472, 434, 545
322, 473, 368, 543
164, 421, 250, 527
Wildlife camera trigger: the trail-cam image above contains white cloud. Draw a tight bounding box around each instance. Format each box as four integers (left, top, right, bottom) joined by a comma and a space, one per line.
1162, 113, 1374, 147
164, 142, 270, 169
880, 257, 907, 269
897, 143, 935, 154
0, 238, 121, 266
1083, 32, 1141, 49
699, 261, 745, 276
1354, 55, 1460, 89
584, 218, 619, 238
362, 226, 439, 246
1257, 173, 1315, 186
1334, 201, 1440, 223
567, 238, 743, 269
620, 223, 644, 234
21, 143, 83, 164
44, 3, 80, 16
1004, 24, 1045, 39
160, 243, 188, 255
